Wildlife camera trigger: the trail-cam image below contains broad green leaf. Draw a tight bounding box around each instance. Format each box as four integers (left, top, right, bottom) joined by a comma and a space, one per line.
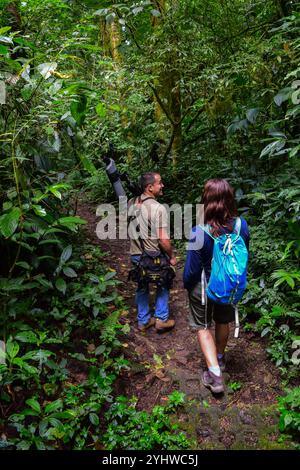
48, 187, 61, 199
15, 261, 31, 270
96, 102, 106, 118
48, 417, 63, 428
0, 45, 8, 55
39, 239, 62, 246
35, 276, 53, 289
70, 95, 87, 125
15, 331, 38, 344
21, 65, 31, 83
132, 6, 143, 15
60, 245, 72, 263
286, 277, 295, 289
95, 345, 106, 356
55, 277, 66, 294
0, 27, 12, 35
21, 362, 39, 374
45, 400, 63, 414
94, 8, 109, 16
268, 130, 286, 138
109, 104, 121, 112
51, 410, 76, 419
261, 327, 271, 337
6, 340, 19, 359
246, 108, 259, 123
37, 62, 57, 79
104, 271, 116, 281
32, 205, 47, 217
0, 36, 13, 45
16, 441, 31, 450
56, 216, 86, 226
78, 154, 97, 176
39, 419, 49, 437
0, 207, 21, 238
89, 413, 99, 426
260, 141, 285, 158
274, 87, 292, 106
63, 267, 77, 278
151, 9, 161, 17
29, 350, 53, 361
25, 398, 41, 414
289, 144, 300, 158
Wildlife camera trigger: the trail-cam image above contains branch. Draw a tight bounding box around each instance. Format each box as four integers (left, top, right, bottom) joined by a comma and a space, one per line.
214, 20, 275, 46
184, 128, 211, 146
184, 105, 206, 133
162, 127, 175, 161
114, 8, 143, 51
148, 83, 175, 125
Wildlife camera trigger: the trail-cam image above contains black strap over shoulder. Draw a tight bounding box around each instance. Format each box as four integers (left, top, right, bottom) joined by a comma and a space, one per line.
128, 196, 155, 253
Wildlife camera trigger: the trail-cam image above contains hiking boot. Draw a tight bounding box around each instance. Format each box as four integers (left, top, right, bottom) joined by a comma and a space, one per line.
217, 354, 226, 372
202, 370, 224, 394
138, 317, 156, 332
155, 318, 175, 333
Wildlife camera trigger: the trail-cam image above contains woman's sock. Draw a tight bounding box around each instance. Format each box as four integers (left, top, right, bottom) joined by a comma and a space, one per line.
209, 365, 221, 377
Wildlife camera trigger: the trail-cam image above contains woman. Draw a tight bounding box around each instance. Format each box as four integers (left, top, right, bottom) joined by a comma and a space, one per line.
183, 179, 250, 394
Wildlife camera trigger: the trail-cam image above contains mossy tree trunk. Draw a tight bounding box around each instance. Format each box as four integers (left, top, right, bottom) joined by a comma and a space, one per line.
151, 0, 182, 168
99, 14, 133, 163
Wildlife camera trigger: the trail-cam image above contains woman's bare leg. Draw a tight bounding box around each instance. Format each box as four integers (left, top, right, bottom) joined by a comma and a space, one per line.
215, 323, 229, 355
197, 329, 218, 368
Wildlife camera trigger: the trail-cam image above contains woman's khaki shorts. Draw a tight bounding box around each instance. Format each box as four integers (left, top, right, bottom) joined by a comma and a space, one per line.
188, 282, 235, 329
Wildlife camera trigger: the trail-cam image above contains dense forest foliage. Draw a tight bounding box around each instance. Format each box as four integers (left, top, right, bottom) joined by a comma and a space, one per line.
0, 0, 299, 450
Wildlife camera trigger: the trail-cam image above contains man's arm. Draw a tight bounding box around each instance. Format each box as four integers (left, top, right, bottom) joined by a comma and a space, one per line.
158, 227, 177, 266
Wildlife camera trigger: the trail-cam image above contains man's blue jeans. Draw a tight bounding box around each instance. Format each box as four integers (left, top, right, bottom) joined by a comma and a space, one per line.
131, 255, 169, 326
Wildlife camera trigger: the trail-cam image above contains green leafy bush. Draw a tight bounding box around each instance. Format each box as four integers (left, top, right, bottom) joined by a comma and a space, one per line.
103, 391, 192, 450
278, 387, 300, 448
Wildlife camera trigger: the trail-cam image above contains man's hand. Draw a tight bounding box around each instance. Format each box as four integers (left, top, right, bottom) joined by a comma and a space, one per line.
170, 256, 177, 266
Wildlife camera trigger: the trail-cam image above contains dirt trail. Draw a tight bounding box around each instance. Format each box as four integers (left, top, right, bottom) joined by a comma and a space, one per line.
77, 201, 286, 450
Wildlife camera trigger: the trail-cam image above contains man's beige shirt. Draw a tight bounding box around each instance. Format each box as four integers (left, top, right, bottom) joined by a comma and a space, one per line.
128, 194, 168, 255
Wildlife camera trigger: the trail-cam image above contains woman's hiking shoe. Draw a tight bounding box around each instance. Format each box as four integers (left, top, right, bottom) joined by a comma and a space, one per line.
217, 354, 226, 372
202, 370, 224, 394
155, 318, 175, 333
138, 317, 156, 332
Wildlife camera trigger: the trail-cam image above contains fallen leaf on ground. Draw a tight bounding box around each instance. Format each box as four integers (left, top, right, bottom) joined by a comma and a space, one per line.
155, 370, 165, 379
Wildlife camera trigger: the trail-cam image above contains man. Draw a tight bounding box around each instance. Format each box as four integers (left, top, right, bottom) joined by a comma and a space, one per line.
128, 172, 176, 333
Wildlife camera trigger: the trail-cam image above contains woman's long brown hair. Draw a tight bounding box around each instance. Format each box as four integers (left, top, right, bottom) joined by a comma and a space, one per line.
201, 179, 238, 237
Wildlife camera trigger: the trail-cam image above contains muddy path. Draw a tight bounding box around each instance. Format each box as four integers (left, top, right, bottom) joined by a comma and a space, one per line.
77, 201, 287, 450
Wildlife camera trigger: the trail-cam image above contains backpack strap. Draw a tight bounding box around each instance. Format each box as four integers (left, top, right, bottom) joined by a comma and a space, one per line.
234, 217, 241, 236
199, 219, 241, 239
128, 196, 156, 253
197, 224, 217, 241
201, 269, 207, 306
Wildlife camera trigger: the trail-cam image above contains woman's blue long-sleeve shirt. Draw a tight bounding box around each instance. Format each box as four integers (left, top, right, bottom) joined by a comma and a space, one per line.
183, 217, 250, 291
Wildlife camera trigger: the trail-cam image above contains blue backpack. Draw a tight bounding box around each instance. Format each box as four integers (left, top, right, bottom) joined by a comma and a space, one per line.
200, 217, 248, 305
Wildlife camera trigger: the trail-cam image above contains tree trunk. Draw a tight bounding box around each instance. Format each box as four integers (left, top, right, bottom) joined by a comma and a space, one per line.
99, 16, 133, 163
276, 0, 290, 17
151, 0, 182, 168
5, 1, 22, 30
